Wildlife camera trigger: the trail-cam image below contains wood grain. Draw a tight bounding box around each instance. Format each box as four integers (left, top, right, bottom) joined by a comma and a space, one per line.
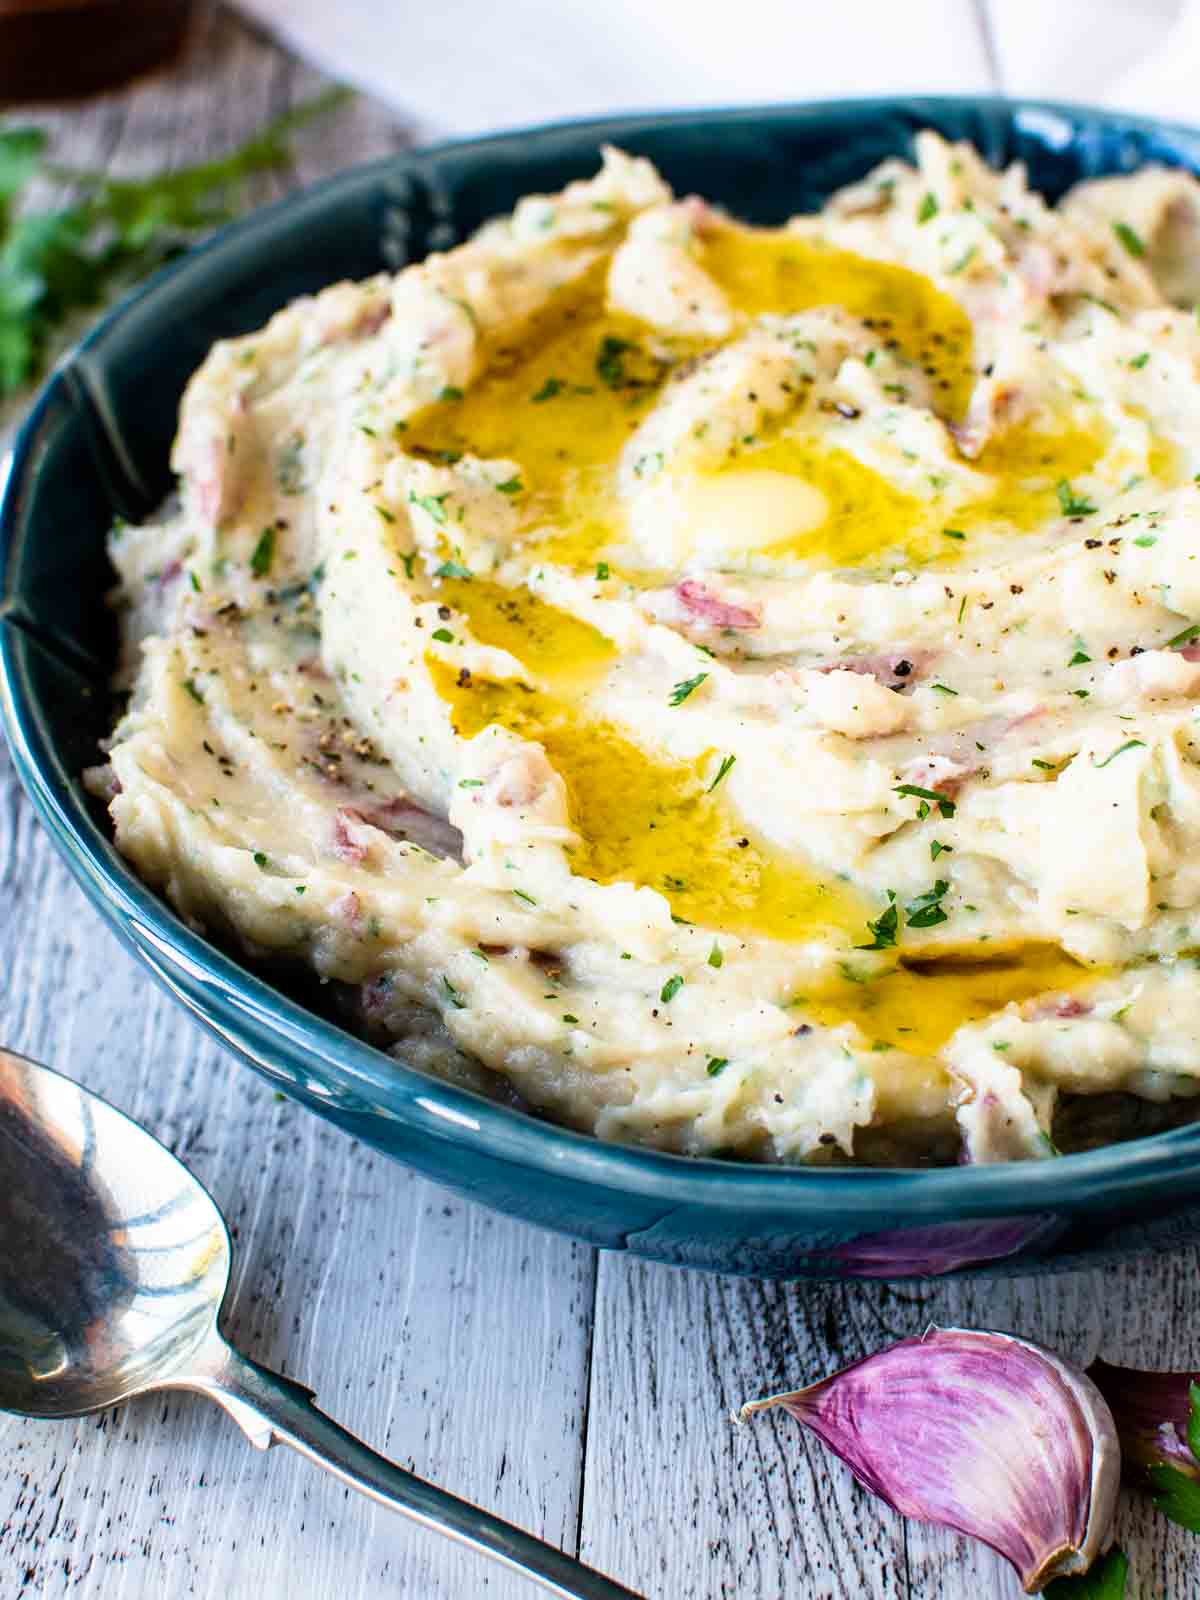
3, 6, 1200, 1598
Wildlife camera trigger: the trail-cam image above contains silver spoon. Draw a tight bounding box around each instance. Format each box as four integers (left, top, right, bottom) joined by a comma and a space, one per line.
0, 1048, 641, 1600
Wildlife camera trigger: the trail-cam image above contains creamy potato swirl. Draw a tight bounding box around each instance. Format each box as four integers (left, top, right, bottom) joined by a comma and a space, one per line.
95, 135, 1200, 1164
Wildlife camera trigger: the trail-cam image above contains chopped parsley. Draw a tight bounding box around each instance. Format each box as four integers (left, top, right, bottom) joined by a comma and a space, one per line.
705, 1056, 729, 1078
1112, 220, 1145, 258
905, 879, 950, 929
459, 778, 484, 787
409, 490, 449, 525
660, 974, 684, 1003
496, 476, 524, 495
930, 682, 958, 696
1166, 623, 1200, 649
1069, 648, 1092, 667
596, 334, 638, 388
1092, 738, 1146, 768
930, 839, 952, 861
441, 976, 466, 1009
434, 559, 471, 579
562, 1014, 579, 1025
182, 677, 204, 704
249, 526, 276, 577
532, 376, 563, 402
894, 783, 956, 819
669, 672, 709, 706
1032, 758, 1057, 771
431, 627, 454, 643
439, 385, 463, 402
1130, 351, 1151, 369
1056, 479, 1097, 517
595, 561, 610, 580
708, 754, 736, 792
253, 851, 269, 869
942, 527, 966, 541
856, 891, 898, 950
916, 191, 938, 224
708, 941, 723, 969
512, 888, 537, 906
374, 502, 395, 524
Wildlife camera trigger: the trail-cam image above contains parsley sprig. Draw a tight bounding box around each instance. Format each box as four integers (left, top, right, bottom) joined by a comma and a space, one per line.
0, 90, 349, 397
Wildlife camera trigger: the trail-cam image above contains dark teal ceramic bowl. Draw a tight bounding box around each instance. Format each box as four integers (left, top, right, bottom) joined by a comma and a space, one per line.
7, 97, 1200, 1280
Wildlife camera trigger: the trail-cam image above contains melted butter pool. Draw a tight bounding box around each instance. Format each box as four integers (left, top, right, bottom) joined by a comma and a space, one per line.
433, 661, 864, 941
798, 944, 1099, 1055
700, 226, 977, 418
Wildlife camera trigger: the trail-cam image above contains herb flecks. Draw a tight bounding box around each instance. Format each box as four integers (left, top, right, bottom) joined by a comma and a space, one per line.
905, 879, 951, 929
249, 526, 275, 578
1056, 479, 1098, 518
857, 891, 899, 950
1092, 738, 1146, 768
669, 672, 709, 707
894, 783, 956, 820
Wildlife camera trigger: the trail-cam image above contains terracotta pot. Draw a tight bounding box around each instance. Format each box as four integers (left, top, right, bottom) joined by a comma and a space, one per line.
0, 0, 193, 103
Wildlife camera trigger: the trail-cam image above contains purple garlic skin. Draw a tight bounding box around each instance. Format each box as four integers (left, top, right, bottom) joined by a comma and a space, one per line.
1088, 1359, 1200, 1490
739, 1325, 1120, 1593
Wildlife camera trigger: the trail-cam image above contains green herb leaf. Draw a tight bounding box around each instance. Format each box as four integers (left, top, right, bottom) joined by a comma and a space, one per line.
438, 385, 463, 402
660, 974, 684, 1003
707, 941, 723, 969
930, 840, 952, 860
495, 476, 523, 495
1043, 1546, 1127, 1599
905, 879, 951, 929
857, 891, 899, 950
942, 527, 966, 541
708, 753, 736, 791
442, 976, 466, 1009
249, 526, 276, 578
431, 627, 454, 643
1150, 1462, 1200, 1533
595, 560, 610, 580
1112, 220, 1145, 258
1069, 648, 1091, 666
1130, 351, 1150, 369
532, 376, 563, 402
706, 1056, 729, 1078
1056, 479, 1097, 517
1092, 738, 1146, 768
916, 192, 938, 224
253, 851, 269, 869
182, 677, 204, 704
434, 559, 471, 579
409, 490, 449, 525
669, 672, 709, 707
1166, 623, 1200, 649
894, 783, 956, 819
596, 334, 637, 388
512, 888, 537, 906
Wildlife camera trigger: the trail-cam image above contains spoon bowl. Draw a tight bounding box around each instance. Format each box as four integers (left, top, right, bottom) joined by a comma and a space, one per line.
0, 1048, 639, 1600
0, 1047, 229, 1416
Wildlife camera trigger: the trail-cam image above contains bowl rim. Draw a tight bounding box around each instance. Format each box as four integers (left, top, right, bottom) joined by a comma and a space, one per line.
5, 91, 1200, 1221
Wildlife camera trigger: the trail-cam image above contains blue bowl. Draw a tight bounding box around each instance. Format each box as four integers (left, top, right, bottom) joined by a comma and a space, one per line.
7, 96, 1200, 1280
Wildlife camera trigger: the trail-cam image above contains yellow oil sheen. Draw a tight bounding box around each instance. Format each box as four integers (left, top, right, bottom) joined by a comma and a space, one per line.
799, 944, 1099, 1054
435, 578, 614, 696
700, 225, 976, 418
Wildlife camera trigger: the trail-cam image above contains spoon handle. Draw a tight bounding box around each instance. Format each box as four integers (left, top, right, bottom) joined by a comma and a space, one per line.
179, 1337, 643, 1600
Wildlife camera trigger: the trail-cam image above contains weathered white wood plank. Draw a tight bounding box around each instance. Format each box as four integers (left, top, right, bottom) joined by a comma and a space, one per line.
579, 1256, 911, 1600
0, 12, 597, 1599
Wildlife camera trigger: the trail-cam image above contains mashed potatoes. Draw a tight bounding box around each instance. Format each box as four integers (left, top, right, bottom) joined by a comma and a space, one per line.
92, 133, 1200, 1165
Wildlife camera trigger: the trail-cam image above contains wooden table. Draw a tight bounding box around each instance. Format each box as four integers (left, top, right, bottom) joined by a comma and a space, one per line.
1, 10, 1197, 1597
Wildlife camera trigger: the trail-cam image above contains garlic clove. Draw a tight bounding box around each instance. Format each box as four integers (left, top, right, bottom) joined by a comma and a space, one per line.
739, 1325, 1120, 1593
1088, 1359, 1200, 1530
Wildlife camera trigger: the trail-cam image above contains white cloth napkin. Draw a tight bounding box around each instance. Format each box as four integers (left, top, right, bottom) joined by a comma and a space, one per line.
235, 0, 1200, 140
